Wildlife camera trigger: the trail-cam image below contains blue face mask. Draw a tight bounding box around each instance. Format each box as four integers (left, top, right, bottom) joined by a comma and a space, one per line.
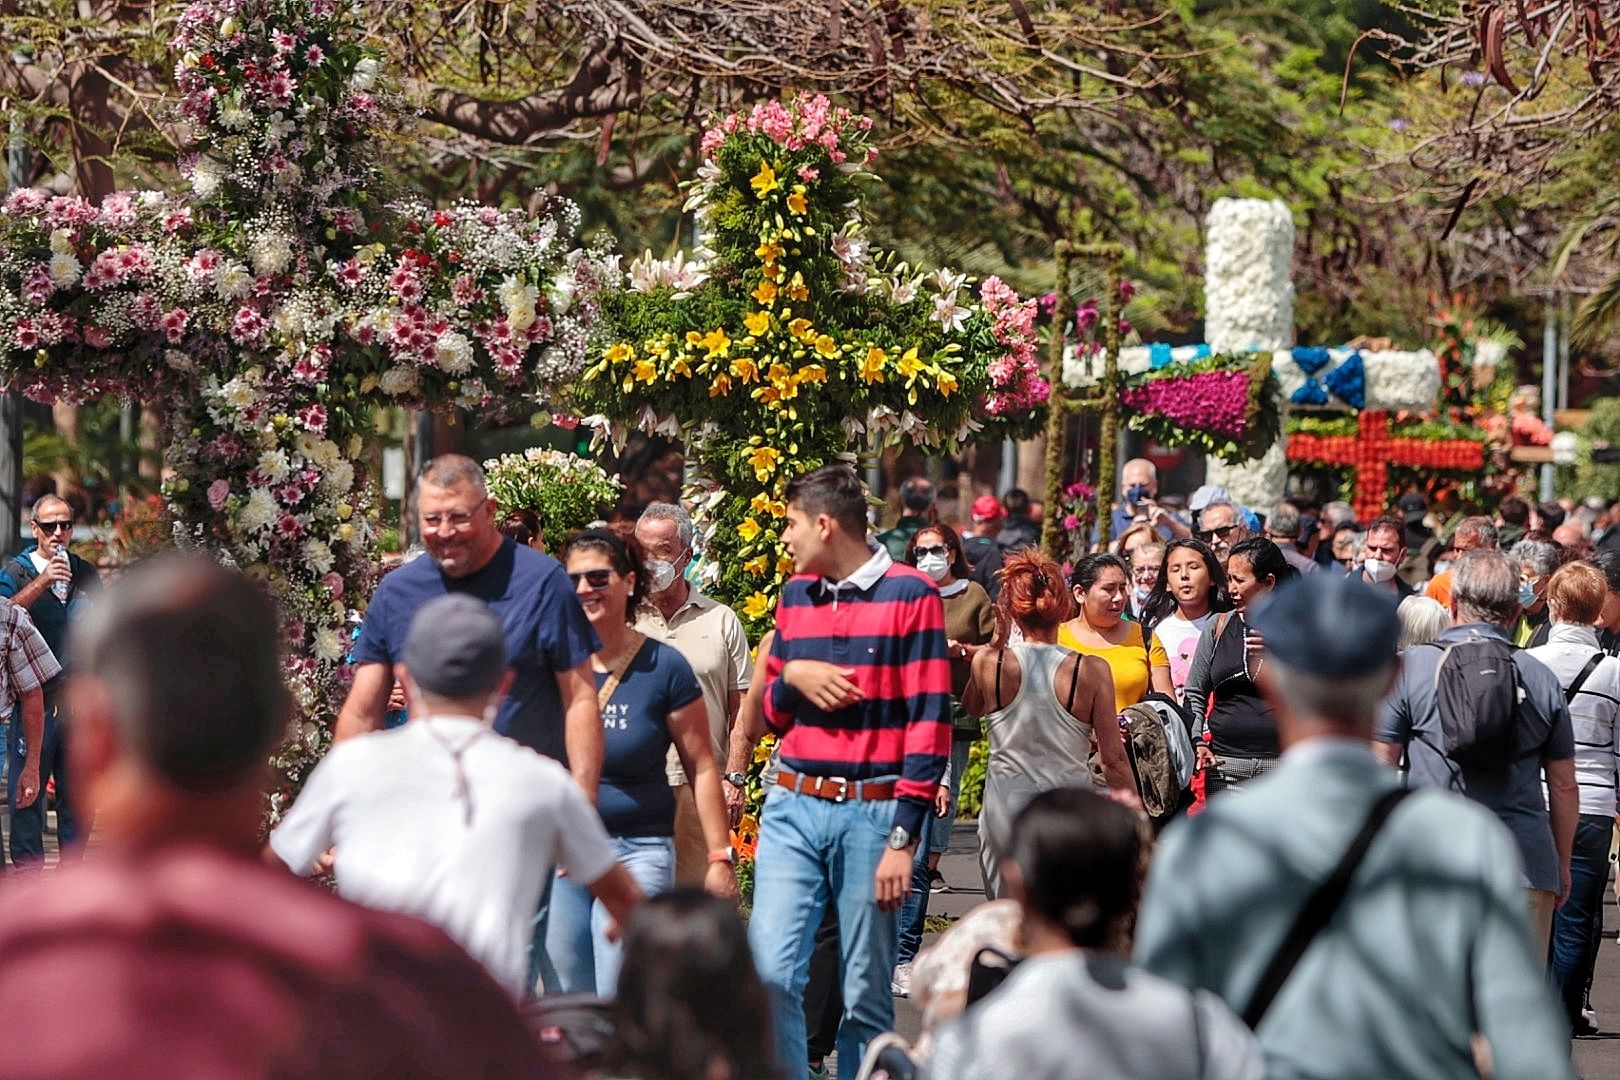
1519, 582, 1537, 608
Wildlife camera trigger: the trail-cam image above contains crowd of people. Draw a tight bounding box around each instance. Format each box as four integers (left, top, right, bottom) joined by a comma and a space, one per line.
0, 452, 1614, 1079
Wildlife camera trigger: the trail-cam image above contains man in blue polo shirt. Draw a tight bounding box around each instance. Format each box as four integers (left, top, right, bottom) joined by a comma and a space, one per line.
336, 455, 602, 798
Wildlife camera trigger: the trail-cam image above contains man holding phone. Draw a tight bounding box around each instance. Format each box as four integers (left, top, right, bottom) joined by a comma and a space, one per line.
0, 494, 103, 868
1110, 458, 1192, 542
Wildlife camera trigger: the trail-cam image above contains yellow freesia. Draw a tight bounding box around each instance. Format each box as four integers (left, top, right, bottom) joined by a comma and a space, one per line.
788, 317, 814, 342
938, 370, 958, 396
737, 517, 762, 543
749, 445, 782, 482
745, 310, 771, 336
814, 334, 838, 358
751, 161, 781, 199
605, 343, 633, 363
743, 591, 773, 619
897, 346, 924, 380
861, 346, 887, 384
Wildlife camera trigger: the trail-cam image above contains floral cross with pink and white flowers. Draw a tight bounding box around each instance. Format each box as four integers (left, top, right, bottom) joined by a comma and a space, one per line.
0, 0, 615, 816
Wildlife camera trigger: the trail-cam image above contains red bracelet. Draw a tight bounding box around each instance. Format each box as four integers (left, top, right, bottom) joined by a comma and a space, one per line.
708, 847, 735, 865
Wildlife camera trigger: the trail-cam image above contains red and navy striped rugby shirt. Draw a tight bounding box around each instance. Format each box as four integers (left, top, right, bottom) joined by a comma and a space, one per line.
763, 546, 952, 837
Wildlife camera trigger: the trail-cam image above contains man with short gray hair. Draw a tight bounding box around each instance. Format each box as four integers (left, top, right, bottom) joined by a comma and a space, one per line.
1376, 548, 1578, 956
1266, 502, 1319, 577
1194, 499, 1249, 569
1423, 515, 1499, 608
1140, 573, 1575, 1080
0, 556, 553, 1074
633, 502, 753, 884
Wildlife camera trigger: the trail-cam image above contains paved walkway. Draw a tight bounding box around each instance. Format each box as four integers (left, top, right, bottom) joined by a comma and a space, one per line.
899, 823, 1620, 1079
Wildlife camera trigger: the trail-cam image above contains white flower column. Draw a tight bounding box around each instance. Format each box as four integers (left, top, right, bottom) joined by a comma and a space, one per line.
1201, 198, 1294, 509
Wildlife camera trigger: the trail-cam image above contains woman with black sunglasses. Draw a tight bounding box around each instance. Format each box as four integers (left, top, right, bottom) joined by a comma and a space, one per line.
543, 528, 738, 997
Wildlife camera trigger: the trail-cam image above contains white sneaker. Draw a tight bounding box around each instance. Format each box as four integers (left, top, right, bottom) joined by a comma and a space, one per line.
890, 961, 913, 997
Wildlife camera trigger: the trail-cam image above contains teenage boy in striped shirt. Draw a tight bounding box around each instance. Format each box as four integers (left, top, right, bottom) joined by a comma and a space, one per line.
747, 464, 952, 1080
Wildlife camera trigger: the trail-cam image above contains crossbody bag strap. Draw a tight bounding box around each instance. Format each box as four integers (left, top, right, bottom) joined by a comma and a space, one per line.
1241, 786, 1412, 1030
596, 631, 646, 711
1566, 650, 1606, 704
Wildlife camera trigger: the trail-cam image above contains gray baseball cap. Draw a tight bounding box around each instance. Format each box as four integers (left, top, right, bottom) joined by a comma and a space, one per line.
402, 594, 508, 699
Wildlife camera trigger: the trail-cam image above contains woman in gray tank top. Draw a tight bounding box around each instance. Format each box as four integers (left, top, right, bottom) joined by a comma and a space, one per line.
964, 550, 1134, 899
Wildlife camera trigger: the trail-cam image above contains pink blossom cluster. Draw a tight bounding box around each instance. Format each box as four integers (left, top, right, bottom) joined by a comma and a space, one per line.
699, 94, 875, 164
979, 276, 1050, 415
1119, 369, 1251, 438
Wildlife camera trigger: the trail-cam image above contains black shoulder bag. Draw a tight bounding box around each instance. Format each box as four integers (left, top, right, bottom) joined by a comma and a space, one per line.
1241, 786, 1411, 1029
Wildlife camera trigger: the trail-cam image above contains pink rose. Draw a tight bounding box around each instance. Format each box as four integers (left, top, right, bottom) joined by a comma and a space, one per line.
207, 479, 230, 511
321, 571, 345, 600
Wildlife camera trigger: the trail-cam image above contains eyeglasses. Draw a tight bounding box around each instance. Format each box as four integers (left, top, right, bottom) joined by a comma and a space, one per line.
1130, 565, 1160, 582
567, 568, 615, 589
33, 520, 72, 533
421, 511, 477, 532
913, 544, 950, 559
1195, 524, 1238, 542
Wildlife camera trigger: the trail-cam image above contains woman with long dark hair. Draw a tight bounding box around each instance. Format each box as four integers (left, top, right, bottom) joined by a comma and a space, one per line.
1139, 539, 1232, 705
1058, 553, 1172, 713
603, 889, 782, 1080
1181, 537, 1298, 798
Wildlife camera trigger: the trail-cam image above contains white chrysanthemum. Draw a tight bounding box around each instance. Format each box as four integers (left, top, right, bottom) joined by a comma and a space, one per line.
165, 349, 195, 373
48, 229, 73, 255
322, 459, 356, 496
258, 449, 292, 482
47, 252, 81, 288
499, 276, 539, 329
219, 103, 251, 131
238, 488, 279, 533
302, 538, 335, 574
350, 57, 380, 91
1204, 198, 1294, 353
379, 366, 418, 396
191, 158, 225, 199
217, 261, 252, 299
271, 304, 306, 341
313, 627, 345, 663
249, 231, 294, 277
434, 331, 475, 374
220, 376, 258, 412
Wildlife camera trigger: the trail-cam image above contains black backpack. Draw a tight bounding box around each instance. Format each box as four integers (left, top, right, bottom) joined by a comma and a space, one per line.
1426, 636, 1526, 771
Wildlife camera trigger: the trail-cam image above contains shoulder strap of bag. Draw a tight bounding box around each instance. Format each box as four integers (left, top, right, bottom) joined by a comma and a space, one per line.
1241, 787, 1411, 1030
596, 631, 645, 711
1566, 650, 1605, 705
1066, 651, 1083, 713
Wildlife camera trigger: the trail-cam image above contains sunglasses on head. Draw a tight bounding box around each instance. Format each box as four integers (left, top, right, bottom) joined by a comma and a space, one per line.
913, 544, 950, 559
1195, 524, 1237, 542
34, 520, 72, 533
567, 568, 615, 589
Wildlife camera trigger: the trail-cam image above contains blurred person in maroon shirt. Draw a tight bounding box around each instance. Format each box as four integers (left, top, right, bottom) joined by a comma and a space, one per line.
0, 555, 554, 1080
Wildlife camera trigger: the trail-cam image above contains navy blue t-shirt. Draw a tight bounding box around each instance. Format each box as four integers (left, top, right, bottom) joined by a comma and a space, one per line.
597, 638, 702, 838
353, 540, 599, 762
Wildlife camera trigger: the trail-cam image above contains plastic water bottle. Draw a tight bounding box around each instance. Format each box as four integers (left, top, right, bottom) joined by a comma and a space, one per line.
50, 551, 70, 602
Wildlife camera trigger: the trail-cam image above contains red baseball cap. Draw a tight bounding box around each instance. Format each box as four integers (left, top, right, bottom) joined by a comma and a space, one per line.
971, 495, 1006, 521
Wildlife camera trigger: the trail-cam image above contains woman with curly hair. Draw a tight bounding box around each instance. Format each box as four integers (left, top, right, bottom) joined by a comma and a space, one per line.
964, 550, 1134, 899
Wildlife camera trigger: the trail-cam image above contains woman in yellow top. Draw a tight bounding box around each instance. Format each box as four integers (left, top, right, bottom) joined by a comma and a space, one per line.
1058, 552, 1173, 714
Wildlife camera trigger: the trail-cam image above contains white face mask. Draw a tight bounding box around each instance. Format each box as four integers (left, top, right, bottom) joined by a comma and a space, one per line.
645, 553, 687, 594
1362, 558, 1398, 584
916, 553, 950, 583
1431, 559, 1452, 575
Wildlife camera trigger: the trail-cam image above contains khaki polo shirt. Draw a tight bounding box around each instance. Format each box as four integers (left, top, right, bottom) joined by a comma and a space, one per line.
635, 589, 753, 785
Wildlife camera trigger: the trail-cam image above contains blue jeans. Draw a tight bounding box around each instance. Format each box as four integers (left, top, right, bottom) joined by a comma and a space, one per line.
8, 694, 76, 869
542, 835, 673, 995
929, 739, 972, 854
1550, 813, 1613, 1023
748, 786, 900, 1080
896, 821, 933, 966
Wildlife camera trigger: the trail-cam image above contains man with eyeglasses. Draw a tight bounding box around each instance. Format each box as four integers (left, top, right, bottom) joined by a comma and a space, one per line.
1193, 499, 1249, 570
0, 493, 102, 868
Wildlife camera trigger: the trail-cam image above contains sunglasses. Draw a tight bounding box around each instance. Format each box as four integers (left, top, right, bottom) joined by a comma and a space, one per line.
567, 568, 615, 589
913, 544, 950, 559
34, 520, 72, 533
1195, 524, 1238, 542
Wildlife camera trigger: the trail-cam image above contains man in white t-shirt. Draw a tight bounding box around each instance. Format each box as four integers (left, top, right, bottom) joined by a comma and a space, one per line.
270, 593, 641, 996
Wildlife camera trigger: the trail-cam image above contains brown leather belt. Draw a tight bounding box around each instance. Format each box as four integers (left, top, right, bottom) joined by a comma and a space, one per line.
778, 770, 897, 803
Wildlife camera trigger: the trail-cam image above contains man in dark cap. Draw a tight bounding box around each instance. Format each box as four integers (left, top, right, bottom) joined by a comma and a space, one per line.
272, 593, 641, 997
0, 556, 554, 1076
1395, 490, 1439, 587
1137, 573, 1573, 1080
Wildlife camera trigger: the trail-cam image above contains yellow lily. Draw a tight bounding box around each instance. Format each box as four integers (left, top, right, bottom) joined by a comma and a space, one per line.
786, 188, 808, 215
860, 346, 887, 384
745, 310, 771, 336
743, 591, 773, 620
605, 343, 633, 363
748, 446, 782, 482
753, 280, 779, 305
737, 517, 762, 543
751, 161, 781, 199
